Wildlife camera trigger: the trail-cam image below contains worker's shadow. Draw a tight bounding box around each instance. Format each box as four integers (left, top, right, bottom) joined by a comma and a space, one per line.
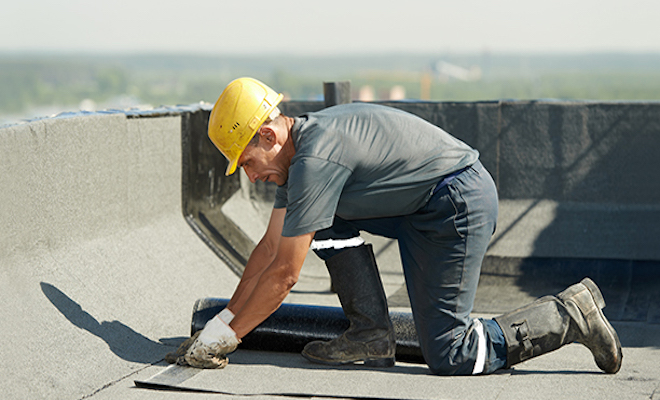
40, 282, 186, 364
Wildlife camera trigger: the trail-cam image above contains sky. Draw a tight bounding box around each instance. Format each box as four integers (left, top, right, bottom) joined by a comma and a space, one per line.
1, 0, 659, 55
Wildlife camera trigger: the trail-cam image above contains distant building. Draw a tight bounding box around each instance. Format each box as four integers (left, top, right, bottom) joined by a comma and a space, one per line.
435, 61, 482, 83
358, 86, 375, 101
389, 85, 406, 100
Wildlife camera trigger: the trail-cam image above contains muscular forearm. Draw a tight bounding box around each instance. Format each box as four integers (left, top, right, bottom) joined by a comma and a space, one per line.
226, 238, 277, 314
229, 259, 299, 338
229, 232, 314, 339
226, 208, 285, 314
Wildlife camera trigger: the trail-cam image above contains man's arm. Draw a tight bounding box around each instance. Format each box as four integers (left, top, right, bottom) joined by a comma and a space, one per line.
226, 207, 286, 314
229, 230, 315, 339
175, 209, 313, 368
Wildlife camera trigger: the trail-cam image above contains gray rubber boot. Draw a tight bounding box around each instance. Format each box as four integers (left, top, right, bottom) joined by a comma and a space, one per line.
302, 244, 396, 367
494, 277, 623, 374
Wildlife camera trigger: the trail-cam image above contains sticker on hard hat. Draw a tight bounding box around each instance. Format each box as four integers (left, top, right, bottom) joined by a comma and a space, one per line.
248, 117, 259, 130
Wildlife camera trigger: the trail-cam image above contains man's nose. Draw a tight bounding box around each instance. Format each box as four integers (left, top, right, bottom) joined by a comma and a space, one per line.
244, 166, 258, 183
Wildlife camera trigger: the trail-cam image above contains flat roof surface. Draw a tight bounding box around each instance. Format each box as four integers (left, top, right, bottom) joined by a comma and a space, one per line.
2, 109, 658, 400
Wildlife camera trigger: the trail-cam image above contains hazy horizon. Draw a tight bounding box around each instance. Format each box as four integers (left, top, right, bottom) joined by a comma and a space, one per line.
3, 0, 659, 55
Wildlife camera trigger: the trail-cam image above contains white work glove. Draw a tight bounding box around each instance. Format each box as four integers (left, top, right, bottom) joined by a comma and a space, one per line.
183, 313, 241, 369
165, 308, 238, 369
218, 307, 235, 324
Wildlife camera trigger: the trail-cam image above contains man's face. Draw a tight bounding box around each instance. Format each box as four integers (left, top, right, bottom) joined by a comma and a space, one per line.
237, 131, 289, 186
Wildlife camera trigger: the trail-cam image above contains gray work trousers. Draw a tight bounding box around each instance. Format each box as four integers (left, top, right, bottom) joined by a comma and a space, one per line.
312, 160, 507, 375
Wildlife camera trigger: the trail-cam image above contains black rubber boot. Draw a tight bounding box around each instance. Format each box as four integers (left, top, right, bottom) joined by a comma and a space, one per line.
302, 244, 396, 367
494, 277, 622, 374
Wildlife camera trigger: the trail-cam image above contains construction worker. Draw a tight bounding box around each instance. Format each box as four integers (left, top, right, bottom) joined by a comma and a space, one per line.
170, 77, 622, 375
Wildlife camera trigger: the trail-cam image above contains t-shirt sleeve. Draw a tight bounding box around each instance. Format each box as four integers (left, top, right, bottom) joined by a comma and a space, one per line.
281, 157, 352, 237
274, 182, 288, 209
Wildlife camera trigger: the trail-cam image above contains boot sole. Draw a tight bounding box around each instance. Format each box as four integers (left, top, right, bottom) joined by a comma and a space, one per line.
301, 351, 395, 368
580, 278, 623, 374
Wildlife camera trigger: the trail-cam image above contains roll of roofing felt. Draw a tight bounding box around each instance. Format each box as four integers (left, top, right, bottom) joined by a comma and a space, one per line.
191, 298, 424, 364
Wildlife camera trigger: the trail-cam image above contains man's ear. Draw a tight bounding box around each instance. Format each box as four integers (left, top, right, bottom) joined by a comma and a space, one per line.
259, 126, 276, 145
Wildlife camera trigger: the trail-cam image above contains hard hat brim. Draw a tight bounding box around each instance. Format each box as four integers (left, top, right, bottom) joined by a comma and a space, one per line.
225, 158, 239, 176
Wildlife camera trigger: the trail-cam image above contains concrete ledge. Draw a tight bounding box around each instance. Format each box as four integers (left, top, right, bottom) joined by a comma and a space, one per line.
490, 199, 660, 260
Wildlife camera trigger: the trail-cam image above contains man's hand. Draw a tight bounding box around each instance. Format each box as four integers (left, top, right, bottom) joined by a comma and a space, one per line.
164, 330, 229, 368
165, 309, 239, 369
184, 314, 240, 368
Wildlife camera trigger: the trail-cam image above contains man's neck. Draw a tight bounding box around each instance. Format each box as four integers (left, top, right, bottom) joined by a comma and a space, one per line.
280, 116, 296, 162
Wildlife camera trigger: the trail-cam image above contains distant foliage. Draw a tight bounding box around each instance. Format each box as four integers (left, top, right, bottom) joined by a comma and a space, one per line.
0, 57, 128, 113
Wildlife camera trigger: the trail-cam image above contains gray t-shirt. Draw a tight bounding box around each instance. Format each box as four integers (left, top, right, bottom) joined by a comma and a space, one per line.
274, 103, 479, 237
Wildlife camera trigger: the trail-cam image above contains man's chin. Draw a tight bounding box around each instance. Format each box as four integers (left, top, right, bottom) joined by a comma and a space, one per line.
275, 176, 288, 187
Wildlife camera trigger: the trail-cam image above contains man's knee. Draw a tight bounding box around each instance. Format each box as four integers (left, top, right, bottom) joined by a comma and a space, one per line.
311, 217, 363, 260
425, 349, 475, 376
423, 319, 506, 376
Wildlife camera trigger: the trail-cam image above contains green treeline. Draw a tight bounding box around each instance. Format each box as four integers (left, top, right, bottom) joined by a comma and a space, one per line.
2, 53, 660, 120
0, 58, 128, 113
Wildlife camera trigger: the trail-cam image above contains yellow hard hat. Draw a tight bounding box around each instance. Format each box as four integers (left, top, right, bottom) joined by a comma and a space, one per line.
208, 77, 284, 176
